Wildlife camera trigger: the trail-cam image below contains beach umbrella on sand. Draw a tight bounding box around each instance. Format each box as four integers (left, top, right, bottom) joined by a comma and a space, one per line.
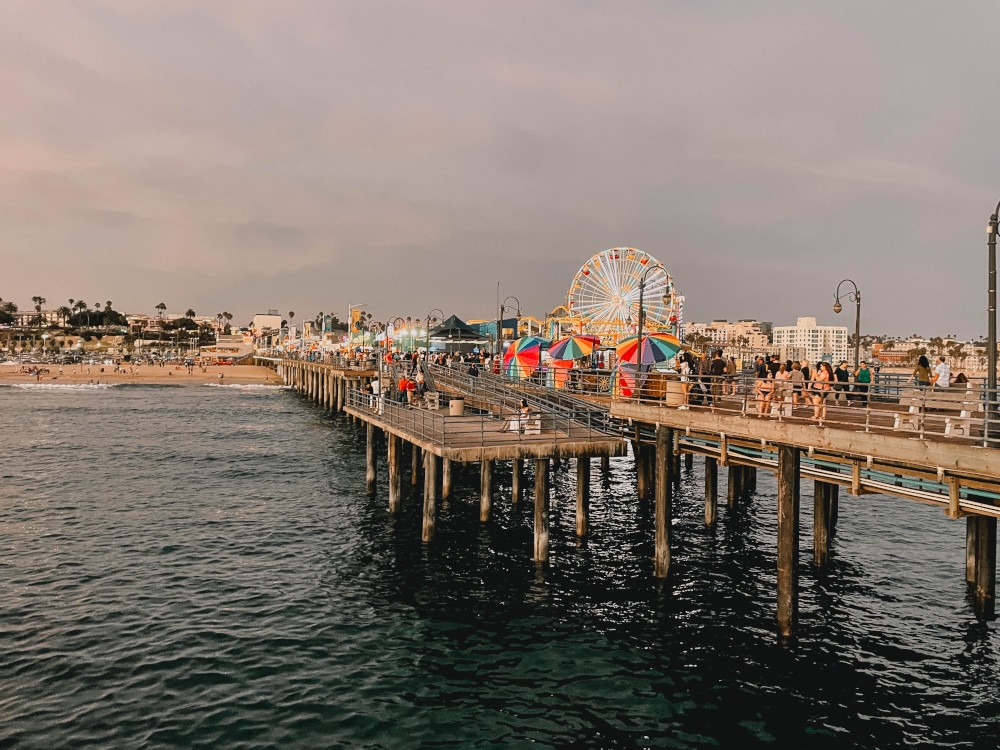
548, 334, 600, 361
615, 333, 682, 365
503, 336, 547, 379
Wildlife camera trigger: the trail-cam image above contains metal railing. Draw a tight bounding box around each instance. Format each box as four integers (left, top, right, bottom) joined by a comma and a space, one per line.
346, 365, 622, 448
606, 370, 1000, 448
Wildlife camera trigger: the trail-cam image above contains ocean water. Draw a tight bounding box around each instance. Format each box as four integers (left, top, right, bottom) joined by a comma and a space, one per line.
1, 384, 999, 749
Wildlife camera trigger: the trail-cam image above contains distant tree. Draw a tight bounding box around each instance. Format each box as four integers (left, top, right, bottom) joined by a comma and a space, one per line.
57, 306, 72, 327
155, 302, 167, 318
31, 296, 46, 328
185, 309, 196, 319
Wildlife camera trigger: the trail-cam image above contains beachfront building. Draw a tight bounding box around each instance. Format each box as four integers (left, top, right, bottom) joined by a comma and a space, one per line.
772, 317, 848, 364
684, 319, 772, 359
252, 311, 283, 335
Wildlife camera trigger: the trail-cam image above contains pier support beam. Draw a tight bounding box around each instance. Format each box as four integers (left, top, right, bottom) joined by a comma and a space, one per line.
534, 459, 550, 562
705, 456, 718, 526
411, 444, 421, 486
336, 377, 345, 412
814, 481, 834, 567
601, 455, 610, 474
746, 467, 757, 494
975, 516, 997, 621
967, 517, 977, 584
480, 460, 493, 521
422, 450, 438, 542
655, 425, 674, 578
777, 445, 801, 638
441, 458, 452, 500
685, 452, 693, 471
576, 457, 590, 537
366, 422, 377, 495
636, 442, 649, 502
728, 465, 742, 509
388, 434, 401, 514
512, 458, 523, 505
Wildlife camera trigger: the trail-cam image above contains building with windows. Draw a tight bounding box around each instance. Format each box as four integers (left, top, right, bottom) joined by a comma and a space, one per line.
772, 317, 848, 363
683, 319, 772, 359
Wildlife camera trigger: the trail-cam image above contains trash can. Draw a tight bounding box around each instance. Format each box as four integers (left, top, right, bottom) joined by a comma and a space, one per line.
449, 397, 465, 416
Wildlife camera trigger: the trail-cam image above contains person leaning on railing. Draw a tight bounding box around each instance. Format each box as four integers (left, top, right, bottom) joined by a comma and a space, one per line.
908, 355, 931, 387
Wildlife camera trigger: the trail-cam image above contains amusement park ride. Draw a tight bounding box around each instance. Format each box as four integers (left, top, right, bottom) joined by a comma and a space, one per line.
547, 247, 684, 344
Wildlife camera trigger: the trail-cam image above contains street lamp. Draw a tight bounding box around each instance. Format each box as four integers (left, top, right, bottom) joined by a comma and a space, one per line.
425, 308, 444, 358
833, 279, 861, 369
635, 264, 672, 367
987, 201, 999, 441
497, 296, 520, 357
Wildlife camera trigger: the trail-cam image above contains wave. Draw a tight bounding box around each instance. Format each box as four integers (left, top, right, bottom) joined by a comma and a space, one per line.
4, 382, 123, 390
203, 384, 290, 390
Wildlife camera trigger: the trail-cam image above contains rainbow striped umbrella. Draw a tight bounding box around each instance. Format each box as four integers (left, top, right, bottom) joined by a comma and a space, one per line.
615, 333, 682, 365
503, 336, 547, 379
548, 334, 600, 361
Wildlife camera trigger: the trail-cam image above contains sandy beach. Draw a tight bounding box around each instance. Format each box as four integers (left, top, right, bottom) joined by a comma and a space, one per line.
0, 362, 281, 386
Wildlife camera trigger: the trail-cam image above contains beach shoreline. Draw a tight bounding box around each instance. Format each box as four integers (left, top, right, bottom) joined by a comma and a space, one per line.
0, 363, 280, 386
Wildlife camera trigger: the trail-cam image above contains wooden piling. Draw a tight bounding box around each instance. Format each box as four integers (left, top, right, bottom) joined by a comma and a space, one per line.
601, 455, 610, 473
512, 458, 523, 505
814, 480, 831, 567
366, 421, 377, 495
975, 516, 997, 620
336, 377, 345, 412
480, 460, 493, 521
967, 517, 977, 584
576, 456, 590, 537
685, 452, 693, 471
654, 425, 674, 578
828, 484, 839, 538
728, 465, 742, 508
705, 456, 718, 526
777, 445, 800, 638
387, 434, 401, 514
411, 444, 421, 486
534, 458, 550, 562
746, 467, 757, 493
422, 450, 438, 542
636, 441, 648, 502
441, 458, 452, 500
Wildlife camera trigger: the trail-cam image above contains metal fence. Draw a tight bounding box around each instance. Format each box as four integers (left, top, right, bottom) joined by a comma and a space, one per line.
608, 370, 1000, 448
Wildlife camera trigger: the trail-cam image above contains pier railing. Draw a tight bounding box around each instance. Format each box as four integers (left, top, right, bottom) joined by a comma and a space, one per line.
345, 384, 620, 448
607, 371, 1000, 448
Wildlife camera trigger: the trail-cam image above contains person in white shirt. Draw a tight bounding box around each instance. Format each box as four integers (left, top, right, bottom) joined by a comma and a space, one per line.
931, 356, 951, 388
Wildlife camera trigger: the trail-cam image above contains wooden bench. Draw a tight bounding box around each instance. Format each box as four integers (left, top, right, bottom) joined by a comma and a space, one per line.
893, 386, 982, 437
421, 391, 441, 410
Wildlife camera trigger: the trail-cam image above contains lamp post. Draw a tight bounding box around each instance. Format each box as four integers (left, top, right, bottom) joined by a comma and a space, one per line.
833, 279, 862, 370
987, 202, 999, 443
498, 296, 520, 357
635, 264, 670, 366
425, 308, 444, 360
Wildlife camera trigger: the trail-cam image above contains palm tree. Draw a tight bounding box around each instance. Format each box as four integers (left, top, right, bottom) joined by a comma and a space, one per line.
57, 306, 72, 328
31, 296, 46, 329
155, 302, 167, 319
185, 309, 196, 319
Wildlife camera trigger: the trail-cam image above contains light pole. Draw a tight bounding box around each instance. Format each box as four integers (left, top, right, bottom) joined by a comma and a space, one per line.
425, 308, 444, 359
987, 202, 999, 443
635, 264, 670, 367
833, 279, 861, 369
497, 296, 520, 357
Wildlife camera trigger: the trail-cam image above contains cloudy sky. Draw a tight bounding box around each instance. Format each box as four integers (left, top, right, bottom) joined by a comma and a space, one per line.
1, 1, 998, 337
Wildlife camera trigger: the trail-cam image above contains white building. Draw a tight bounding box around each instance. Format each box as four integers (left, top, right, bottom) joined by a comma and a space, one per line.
684, 319, 771, 357
772, 317, 848, 363
251, 310, 283, 334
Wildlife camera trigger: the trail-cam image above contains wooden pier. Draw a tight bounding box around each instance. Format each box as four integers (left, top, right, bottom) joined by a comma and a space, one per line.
266, 357, 1000, 636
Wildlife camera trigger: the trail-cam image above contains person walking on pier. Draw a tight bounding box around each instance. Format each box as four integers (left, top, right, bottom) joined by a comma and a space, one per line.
854, 361, 873, 404
811, 361, 833, 421
709, 349, 726, 403
724, 356, 737, 395
833, 360, 850, 403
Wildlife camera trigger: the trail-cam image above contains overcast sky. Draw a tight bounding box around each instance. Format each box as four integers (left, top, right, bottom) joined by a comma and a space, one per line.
2, 1, 998, 337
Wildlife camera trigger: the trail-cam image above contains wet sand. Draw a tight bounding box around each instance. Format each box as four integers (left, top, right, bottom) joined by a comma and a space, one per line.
0, 363, 280, 386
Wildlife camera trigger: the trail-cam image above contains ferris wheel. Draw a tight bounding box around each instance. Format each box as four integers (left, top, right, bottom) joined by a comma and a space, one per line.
566, 247, 682, 342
